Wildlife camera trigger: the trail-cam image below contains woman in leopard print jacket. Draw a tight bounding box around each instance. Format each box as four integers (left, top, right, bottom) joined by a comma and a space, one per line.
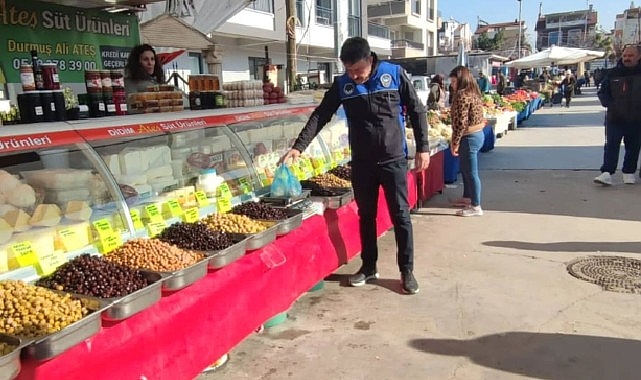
449, 66, 486, 217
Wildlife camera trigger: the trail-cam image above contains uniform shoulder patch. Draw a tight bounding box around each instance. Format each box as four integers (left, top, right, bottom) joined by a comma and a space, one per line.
343, 82, 355, 95
380, 73, 392, 88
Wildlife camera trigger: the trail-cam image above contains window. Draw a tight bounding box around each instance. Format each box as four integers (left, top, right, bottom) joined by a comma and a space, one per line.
567, 29, 583, 47
296, 0, 307, 27
548, 31, 562, 46
411, 0, 421, 15
348, 0, 361, 17
316, 0, 332, 25
248, 57, 267, 80
248, 0, 274, 14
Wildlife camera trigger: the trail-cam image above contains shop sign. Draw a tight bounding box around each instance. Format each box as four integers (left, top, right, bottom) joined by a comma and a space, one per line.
0, 0, 140, 83
0, 130, 83, 153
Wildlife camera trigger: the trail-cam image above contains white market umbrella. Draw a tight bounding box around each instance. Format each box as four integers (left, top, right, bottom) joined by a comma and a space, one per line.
456, 40, 467, 67
505, 46, 604, 69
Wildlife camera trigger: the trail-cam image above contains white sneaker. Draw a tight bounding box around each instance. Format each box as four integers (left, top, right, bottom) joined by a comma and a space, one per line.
456, 205, 483, 217
593, 172, 612, 186
623, 173, 636, 184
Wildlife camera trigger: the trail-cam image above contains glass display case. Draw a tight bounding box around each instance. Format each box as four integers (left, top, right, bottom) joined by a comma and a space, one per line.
0, 104, 340, 279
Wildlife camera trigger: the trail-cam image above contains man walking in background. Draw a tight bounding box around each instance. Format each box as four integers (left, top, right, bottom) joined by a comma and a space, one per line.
594, 44, 641, 185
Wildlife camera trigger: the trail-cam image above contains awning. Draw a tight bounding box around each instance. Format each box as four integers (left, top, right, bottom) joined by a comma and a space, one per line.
505, 46, 605, 69
155, 48, 187, 65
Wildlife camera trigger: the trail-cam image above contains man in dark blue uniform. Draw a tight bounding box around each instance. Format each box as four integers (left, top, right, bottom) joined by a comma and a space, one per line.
280, 37, 430, 294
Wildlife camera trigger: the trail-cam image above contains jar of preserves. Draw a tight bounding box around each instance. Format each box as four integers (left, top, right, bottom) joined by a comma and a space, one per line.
110, 70, 124, 91
20, 64, 36, 92
100, 70, 112, 94
85, 70, 102, 93
42, 63, 60, 90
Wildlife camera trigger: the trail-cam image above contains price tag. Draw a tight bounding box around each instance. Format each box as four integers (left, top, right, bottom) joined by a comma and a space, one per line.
130, 209, 145, 230
291, 164, 305, 181
144, 204, 164, 223
259, 173, 270, 187
183, 207, 200, 223
239, 177, 253, 194
164, 199, 184, 218
37, 252, 66, 276
217, 182, 232, 199
195, 191, 210, 207
58, 227, 84, 252
100, 233, 123, 254
9, 241, 39, 267
216, 197, 232, 213
146, 221, 166, 238
92, 219, 114, 240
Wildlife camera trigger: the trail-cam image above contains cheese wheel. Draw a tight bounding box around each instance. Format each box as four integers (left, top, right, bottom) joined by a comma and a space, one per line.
29, 204, 62, 227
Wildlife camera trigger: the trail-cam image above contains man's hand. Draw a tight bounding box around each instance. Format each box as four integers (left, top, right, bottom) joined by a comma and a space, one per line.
278, 148, 301, 165
414, 151, 431, 172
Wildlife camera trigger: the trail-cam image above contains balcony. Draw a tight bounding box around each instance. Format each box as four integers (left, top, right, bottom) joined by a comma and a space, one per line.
391, 38, 425, 58
368, 1, 427, 29
368, 1, 408, 18
316, 5, 333, 26
348, 15, 362, 37
368, 21, 390, 39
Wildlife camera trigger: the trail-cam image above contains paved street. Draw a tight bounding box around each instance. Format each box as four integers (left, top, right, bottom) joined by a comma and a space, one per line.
201, 88, 641, 380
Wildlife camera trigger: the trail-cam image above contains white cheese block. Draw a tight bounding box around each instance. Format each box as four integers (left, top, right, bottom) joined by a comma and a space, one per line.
45, 188, 90, 205
0, 218, 14, 244
119, 149, 147, 175
64, 201, 93, 222
13, 229, 56, 257
115, 173, 148, 186
132, 184, 153, 198
102, 154, 121, 176
21, 169, 92, 189
5, 209, 32, 232
29, 204, 62, 227
146, 165, 173, 180
8, 184, 36, 208
145, 145, 172, 167
0, 171, 20, 194
0, 204, 18, 217
55, 222, 91, 252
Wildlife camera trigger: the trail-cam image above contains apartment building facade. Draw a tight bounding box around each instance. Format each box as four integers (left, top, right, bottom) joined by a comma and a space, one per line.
438, 20, 472, 55
536, 6, 598, 50
613, 5, 641, 50
367, 0, 439, 58
473, 20, 528, 59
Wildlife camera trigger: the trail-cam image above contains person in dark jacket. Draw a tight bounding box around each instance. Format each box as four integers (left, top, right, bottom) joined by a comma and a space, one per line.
280, 37, 430, 294
594, 44, 641, 186
559, 71, 577, 107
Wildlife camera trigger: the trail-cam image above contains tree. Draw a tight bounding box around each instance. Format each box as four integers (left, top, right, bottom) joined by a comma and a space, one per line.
475, 30, 504, 51
592, 32, 616, 64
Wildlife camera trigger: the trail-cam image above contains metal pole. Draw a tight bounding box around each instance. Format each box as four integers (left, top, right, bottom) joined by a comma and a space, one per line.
584, 1, 589, 46
285, 0, 297, 93
517, 0, 523, 58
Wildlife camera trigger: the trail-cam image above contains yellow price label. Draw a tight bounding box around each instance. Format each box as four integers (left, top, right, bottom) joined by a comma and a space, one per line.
195, 191, 209, 207
216, 197, 232, 213
130, 209, 145, 230
58, 227, 84, 252
291, 164, 305, 180
9, 241, 39, 267
144, 204, 164, 223
146, 221, 166, 238
183, 207, 200, 223
217, 183, 232, 199
164, 199, 184, 218
259, 173, 270, 187
92, 219, 114, 239
239, 177, 253, 194
37, 252, 66, 276
100, 233, 123, 254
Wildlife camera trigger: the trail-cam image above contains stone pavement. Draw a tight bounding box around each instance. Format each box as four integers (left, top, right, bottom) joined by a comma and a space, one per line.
200, 88, 641, 380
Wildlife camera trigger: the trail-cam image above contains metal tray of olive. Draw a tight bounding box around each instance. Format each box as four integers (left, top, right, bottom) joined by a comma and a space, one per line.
230, 223, 279, 251
259, 208, 303, 236
0, 334, 22, 380
260, 190, 311, 206
155, 258, 208, 291
309, 189, 354, 209
23, 298, 103, 361
204, 236, 249, 269
100, 272, 163, 321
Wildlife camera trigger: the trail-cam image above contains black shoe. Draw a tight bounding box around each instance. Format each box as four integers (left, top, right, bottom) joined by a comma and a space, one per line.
349, 266, 378, 287
401, 270, 419, 294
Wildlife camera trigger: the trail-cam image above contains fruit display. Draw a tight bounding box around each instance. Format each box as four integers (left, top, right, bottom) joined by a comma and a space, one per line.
300, 180, 348, 196
158, 222, 234, 251
230, 202, 288, 221
0, 104, 20, 125
202, 213, 270, 234
0, 280, 88, 338
36, 254, 150, 298
0, 341, 16, 356
105, 239, 204, 272
328, 166, 351, 181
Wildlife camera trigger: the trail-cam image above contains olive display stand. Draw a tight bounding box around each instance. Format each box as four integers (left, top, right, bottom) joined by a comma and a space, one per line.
0, 104, 423, 380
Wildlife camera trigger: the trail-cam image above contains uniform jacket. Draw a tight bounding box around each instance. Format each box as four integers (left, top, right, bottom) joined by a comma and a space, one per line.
597, 59, 641, 126
292, 54, 429, 164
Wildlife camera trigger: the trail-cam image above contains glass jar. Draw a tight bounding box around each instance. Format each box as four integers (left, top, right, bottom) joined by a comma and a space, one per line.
20, 64, 36, 92
110, 70, 124, 91
85, 70, 102, 93
197, 168, 224, 198
42, 63, 60, 90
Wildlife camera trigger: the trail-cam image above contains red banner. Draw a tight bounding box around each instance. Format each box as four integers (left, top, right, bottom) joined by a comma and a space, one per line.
0, 130, 83, 153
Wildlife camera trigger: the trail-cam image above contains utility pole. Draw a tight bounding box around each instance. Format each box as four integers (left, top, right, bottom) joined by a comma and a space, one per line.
517, 0, 523, 58
285, 0, 297, 93
584, 1, 589, 47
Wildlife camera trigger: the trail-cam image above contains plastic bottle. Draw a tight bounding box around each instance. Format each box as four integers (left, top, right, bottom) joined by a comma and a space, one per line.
197, 168, 225, 198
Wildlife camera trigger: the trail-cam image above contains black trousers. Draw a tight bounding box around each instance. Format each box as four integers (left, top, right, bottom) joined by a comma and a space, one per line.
351, 159, 414, 272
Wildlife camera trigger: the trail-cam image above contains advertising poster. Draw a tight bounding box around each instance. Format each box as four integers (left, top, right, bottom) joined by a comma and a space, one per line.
0, 0, 140, 84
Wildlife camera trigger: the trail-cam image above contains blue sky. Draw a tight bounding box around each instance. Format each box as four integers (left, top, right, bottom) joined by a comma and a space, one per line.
439, 0, 628, 38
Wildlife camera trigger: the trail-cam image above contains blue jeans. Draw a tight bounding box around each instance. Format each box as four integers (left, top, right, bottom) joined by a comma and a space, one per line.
460, 131, 485, 207
351, 159, 413, 272
600, 123, 641, 174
